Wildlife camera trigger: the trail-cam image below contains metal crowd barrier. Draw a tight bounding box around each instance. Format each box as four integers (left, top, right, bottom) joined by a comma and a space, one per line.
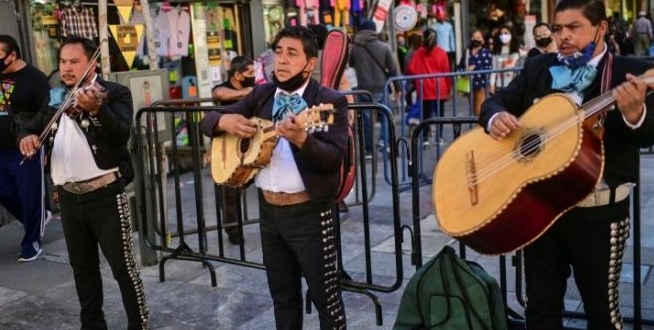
370, 68, 523, 190
407, 116, 653, 329
133, 100, 410, 325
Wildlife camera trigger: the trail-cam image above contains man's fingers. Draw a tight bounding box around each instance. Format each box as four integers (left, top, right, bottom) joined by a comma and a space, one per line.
19, 136, 40, 157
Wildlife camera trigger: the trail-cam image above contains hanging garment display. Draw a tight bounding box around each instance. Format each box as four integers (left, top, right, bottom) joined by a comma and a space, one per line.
60, 5, 98, 39
166, 6, 191, 57
151, 6, 170, 57
333, 0, 349, 28
297, 0, 320, 26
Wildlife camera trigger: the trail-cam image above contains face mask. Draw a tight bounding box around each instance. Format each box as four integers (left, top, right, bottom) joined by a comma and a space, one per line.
272, 62, 310, 92
470, 39, 483, 48
0, 56, 8, 72
499, 34, 512, 44
556, 27, 600, 68
241, 76, 255, 88
535, 37, 552, 48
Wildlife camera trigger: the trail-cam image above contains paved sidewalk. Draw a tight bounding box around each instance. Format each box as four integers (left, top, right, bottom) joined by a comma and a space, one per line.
1, 123, 654, 329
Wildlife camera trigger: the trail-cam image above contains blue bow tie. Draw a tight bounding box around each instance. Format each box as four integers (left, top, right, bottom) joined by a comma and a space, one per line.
549, 65, 597, 94
272, 93, 307, 122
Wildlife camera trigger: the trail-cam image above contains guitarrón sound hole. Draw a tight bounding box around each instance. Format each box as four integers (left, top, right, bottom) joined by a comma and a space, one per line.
519, 133, 542, 158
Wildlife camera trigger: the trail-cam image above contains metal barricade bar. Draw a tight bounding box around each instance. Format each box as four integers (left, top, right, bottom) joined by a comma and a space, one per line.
134, 101, 406, 326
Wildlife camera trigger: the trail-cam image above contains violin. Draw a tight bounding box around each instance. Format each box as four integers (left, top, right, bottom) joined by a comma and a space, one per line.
64, 77, 107, 119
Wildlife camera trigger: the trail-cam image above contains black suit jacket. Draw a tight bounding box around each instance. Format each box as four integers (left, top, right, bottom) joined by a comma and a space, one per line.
480, 52, 654, 187
201, 79, 349, 202
18, 77, 134, 182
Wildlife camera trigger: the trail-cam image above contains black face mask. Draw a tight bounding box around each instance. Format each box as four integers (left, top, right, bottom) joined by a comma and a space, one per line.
272, 62, 310, 92
470, 40, 483, 48
241, 76, 255, 88
535, 37, 552, 48
0, 56, 9, 72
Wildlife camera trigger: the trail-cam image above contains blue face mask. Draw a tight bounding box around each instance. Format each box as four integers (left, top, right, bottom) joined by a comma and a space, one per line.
555, 27, 600, 68
556, 42, 596, 68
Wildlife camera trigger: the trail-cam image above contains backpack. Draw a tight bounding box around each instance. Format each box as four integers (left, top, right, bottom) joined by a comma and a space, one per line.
393, 246, 508, 330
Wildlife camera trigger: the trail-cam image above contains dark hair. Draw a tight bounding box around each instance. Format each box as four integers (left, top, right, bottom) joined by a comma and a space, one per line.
307, 24, 328, 50
272, 26, 319, 58
554, 0, 607, 26
532, 22, 552, 34
59, 35, 98, 61
0, 34, 21, 59
407, 32, 423, 50
492, 25, 521, 55
423, 28, 438, 52
228, 56, 254, 78
359, 19, 376, 31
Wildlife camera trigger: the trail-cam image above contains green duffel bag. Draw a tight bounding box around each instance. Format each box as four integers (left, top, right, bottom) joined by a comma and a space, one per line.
393, 245, 508, 330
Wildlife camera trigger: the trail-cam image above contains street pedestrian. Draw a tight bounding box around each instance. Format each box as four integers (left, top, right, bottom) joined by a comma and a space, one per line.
0, 34, 52, 262
349, 19, 401, 155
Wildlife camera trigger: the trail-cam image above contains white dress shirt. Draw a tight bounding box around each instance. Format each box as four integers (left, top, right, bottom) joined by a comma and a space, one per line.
254, 80, 310, 193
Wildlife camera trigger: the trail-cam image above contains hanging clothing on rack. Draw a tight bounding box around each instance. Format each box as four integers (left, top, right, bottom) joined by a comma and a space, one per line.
166, 6, 191, 57
60, 5, 98, 39
151, 6, 170, 57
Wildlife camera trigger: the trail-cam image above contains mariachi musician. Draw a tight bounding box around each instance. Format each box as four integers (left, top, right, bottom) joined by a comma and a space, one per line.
201, 26, 349, 329
18, 36, 149, 330
480, 0, 654, 329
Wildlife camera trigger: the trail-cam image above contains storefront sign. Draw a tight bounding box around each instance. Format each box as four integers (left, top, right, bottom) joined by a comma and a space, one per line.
108, 24, 144, 68
42, 15, 59, 39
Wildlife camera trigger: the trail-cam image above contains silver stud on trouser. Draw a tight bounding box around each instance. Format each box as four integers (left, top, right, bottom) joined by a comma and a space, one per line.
318, 206, 345, 330
116, 192, 150, 329
606, 218, 629, 330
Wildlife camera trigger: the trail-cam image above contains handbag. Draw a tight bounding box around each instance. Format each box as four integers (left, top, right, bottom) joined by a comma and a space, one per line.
455, 50, 471, 94
455, 75, 471, 94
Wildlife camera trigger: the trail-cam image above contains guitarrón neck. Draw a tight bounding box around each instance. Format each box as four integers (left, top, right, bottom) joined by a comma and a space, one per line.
581, 75, 654, 119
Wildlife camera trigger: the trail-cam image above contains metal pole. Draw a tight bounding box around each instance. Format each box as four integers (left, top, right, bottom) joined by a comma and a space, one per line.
98, 0, 110, 79
139, 0, 160, 70
131, 0, 161, 266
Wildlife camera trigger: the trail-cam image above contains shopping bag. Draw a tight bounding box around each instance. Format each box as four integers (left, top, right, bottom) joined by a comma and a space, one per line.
455, 75, 470, 94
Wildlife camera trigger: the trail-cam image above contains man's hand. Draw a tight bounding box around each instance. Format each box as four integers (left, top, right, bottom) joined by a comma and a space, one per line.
489, 111, 520, 140
19, 134, 41, 158
614, 73, 647, 125
77, 84, 106, 116
217, 114, 258, 137
275, 115, 308, 148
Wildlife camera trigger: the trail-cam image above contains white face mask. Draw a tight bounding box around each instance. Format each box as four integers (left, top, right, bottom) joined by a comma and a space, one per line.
499, 33, 512, 44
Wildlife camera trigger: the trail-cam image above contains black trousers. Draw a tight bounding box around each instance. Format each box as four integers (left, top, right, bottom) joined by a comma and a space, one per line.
259, 193, 346, 330
58, 181, 149, 330
217, 185, 240, 236
524, 198, 630, 330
